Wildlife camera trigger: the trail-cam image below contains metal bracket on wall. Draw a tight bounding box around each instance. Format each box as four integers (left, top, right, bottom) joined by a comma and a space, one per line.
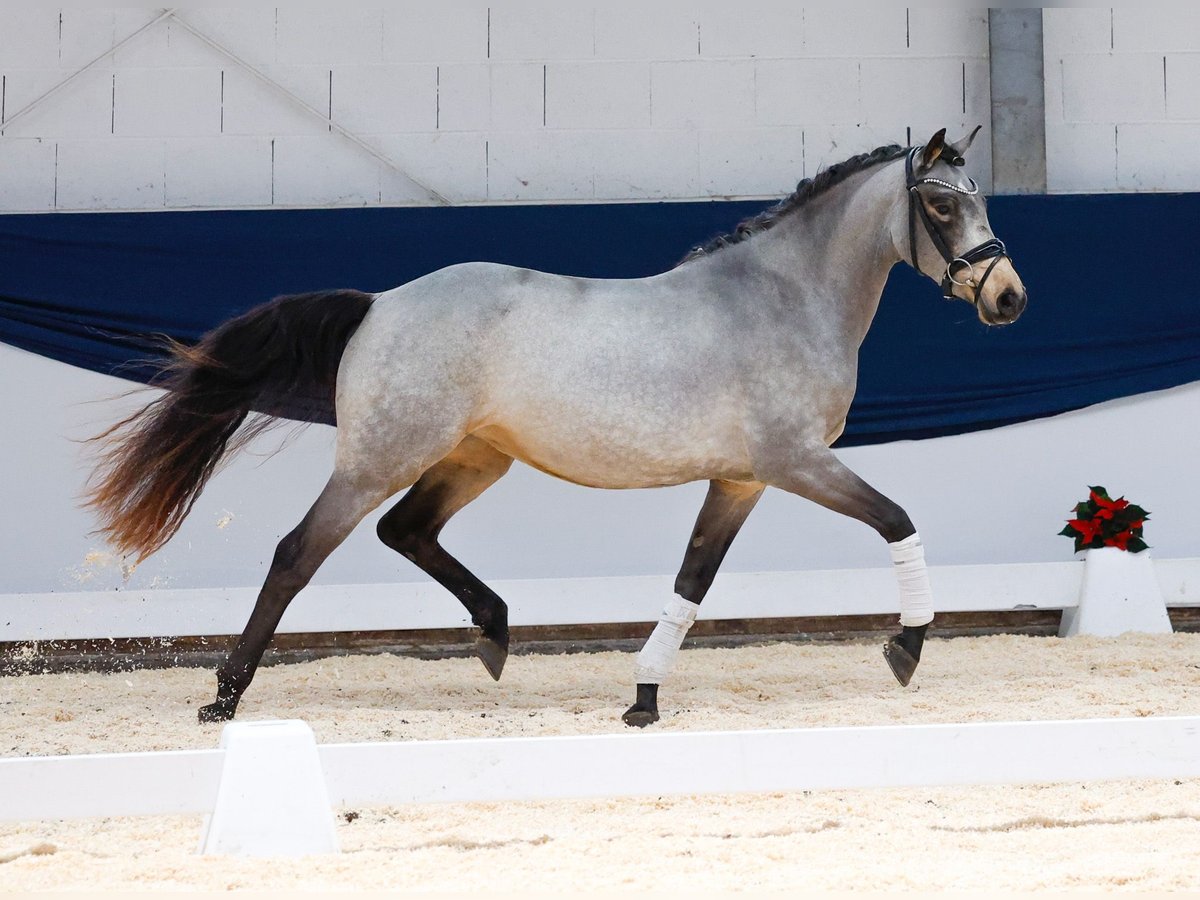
1, 8, 451, 207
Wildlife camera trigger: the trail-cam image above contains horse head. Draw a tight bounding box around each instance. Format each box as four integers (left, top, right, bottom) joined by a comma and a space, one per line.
899, 127, 1028, 326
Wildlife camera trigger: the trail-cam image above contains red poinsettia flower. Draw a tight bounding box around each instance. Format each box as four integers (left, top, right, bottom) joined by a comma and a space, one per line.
1060, 486, 1151, 553
1090, 489, 1129, 520
1067, 517, 1104, 543
1109, 529, 1133, 551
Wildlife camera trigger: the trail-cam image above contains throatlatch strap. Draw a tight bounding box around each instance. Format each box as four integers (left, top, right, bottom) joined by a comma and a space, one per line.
906, 149, 924, 275
634, 597, 700, 684
889, 533, 935, 627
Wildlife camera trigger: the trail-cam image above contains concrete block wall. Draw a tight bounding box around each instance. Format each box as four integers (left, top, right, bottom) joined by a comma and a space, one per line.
0, 6, 991, 212
1044, 8, 1200, 192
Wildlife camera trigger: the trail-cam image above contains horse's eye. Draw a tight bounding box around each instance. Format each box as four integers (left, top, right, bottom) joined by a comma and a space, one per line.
934, 203, 952, 217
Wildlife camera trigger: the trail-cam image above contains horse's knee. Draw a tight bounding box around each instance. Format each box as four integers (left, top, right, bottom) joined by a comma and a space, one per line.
868, 494, 912, 542
874, 502, 915, 544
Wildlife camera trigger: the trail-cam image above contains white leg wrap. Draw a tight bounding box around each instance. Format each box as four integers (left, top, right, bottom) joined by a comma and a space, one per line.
890, 532, 935, 627
634, 597, 700, 684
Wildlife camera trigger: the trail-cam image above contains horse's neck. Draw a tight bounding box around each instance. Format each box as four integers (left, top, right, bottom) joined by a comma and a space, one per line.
741, 163, 904, 346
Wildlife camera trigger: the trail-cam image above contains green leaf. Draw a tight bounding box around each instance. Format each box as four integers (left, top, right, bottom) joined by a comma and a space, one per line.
1127, 537, 1150, 553
1088, 485, 1109, 500
1126, 504, 1149, 520
1058, 524, 1078, 537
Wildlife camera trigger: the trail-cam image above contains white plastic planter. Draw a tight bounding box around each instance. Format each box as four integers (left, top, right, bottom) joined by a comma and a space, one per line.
1058, 547, 1172, 637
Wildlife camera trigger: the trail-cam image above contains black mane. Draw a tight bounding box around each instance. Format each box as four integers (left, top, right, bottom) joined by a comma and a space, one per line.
678, 143, 909, 265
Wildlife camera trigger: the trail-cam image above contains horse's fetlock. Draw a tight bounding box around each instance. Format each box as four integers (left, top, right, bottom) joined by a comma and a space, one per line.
475, 602, 509, 636
215, 662, 250, 694
674, 571, 703, 603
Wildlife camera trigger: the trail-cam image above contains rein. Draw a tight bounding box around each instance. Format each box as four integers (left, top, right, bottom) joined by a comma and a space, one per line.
905, 146, 1008, 305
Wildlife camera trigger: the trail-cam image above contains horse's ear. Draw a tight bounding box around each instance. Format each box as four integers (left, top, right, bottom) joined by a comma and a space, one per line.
918, 128, 947, 171
943, 125, 983, 166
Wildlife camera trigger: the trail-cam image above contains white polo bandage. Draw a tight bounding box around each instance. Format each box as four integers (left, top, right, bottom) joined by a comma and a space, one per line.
890, 532, 935, 627
634, 597, 701, 683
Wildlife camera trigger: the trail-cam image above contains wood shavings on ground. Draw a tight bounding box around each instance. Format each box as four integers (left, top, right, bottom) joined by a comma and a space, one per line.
2, 632, 1200, 890
0, 842, 55, 865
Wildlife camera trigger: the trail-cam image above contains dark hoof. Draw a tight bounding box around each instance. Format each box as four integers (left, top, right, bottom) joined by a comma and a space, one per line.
883, 623, 928, 688
883, 640, 919, 687
622, 707, 660, 728
198, 699, 237, 724
622, 683, 660, 728
475, 633, 508, 681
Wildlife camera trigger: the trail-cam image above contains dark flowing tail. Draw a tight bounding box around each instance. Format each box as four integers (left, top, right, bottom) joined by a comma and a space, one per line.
84, 289, 374, 561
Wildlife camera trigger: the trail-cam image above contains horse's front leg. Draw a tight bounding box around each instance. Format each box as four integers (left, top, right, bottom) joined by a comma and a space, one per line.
623, 479, 763, 727
762, 443, 934, 686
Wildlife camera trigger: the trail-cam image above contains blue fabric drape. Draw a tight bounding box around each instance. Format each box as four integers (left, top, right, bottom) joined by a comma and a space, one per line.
2, 194, 1198, 446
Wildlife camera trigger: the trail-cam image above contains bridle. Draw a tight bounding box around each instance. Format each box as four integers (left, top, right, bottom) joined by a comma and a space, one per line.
905, 146, 1008, 305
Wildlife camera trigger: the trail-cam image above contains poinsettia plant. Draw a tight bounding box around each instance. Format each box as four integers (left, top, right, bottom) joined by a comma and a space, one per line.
1059, 486, 1150, 553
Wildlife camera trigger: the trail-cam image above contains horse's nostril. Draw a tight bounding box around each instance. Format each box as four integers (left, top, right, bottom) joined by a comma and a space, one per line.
997, 288, 1025, 318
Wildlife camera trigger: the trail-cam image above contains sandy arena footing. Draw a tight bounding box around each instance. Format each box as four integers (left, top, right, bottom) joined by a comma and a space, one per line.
2, 633, 1199, 890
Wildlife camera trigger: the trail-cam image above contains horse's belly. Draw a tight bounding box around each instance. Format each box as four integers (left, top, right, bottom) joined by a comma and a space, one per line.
472, 421, 751, 489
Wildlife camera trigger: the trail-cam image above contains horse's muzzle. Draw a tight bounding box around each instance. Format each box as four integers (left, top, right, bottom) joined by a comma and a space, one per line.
984, 287, 1027, 325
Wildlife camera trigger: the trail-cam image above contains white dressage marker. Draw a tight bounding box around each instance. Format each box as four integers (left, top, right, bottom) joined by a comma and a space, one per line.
199, 720, 338, 857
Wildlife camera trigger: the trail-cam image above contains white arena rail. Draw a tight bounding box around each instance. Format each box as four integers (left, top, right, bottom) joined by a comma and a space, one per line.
2, 716, 1200, 855
3, 557, 1198, 642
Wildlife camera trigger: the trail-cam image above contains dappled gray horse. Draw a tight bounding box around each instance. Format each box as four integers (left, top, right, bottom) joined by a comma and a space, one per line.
87, 127, 1027, 726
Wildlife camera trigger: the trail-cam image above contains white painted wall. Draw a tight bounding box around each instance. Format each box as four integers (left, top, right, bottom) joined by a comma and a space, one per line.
4, 340, 1198, 597
0, 5, 992, 211
5, 8, 1198, 207
1043, 7, 1200, 192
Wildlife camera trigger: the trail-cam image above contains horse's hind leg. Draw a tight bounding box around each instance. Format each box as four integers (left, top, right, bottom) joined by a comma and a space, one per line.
623, 479, 763, 727
375, 436, 514, 680
198, 472, 390, 723
763, 444, 932, 688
